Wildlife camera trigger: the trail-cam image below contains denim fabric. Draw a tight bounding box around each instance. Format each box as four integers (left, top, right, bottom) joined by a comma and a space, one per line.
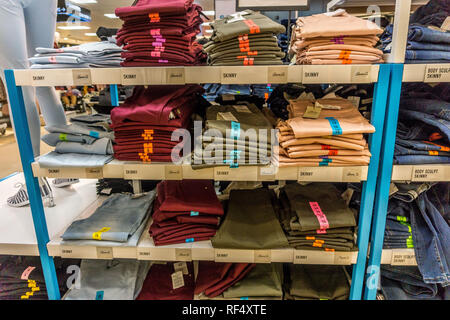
394, 154, 450, 165
385, 218, 412, 234
62, 191, 156, 242
405, 59, 450, 64
396, 139, 448, 152
401, 98, 450, 121
380, 266, 444, 300
410, 0, 450, 27
411, 193, 450, 285
399, 109, 450, 142
41, 133, 97, 147
408, 25, 450, 44
406, 41, 450, 52
396, 121, 437, 141
392, 182, 437, 203
427, 182, 450, 225
395, 144, 450, 157
405, 50, 450, 61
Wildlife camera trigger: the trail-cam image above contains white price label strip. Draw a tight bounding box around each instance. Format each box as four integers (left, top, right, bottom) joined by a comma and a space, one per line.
391, 250, 416, 266
424, 65, 450, 83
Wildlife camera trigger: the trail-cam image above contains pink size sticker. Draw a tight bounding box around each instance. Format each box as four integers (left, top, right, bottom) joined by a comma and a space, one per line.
152, 42, 164, 47
309, 202, 330, 231
158, 59, 168, 63
48, 56, 57, 63
21, 267, 36, 280
151, 51, 161, 57
57, 49, 64, 53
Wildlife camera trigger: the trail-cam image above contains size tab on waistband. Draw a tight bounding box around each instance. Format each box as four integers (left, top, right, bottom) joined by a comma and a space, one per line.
325, 117, 343, 136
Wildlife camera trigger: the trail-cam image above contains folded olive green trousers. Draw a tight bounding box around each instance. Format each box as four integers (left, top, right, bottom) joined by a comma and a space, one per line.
286, 265, 350, 300
212, 188, 289, 249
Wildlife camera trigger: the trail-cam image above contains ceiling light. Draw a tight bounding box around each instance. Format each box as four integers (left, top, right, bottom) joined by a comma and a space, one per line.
85, 33, 97, 36
69, 0, 97, 4
58, 25, 91, 30
205, 30, 213, 33
201, 22, 211, 26
104, 13, 118, 19
202, 11, 215, 16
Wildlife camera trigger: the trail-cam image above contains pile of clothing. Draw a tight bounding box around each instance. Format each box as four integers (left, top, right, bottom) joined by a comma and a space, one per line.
289, 10, 383, 65
204, 10, 286, 66
61, 191, 156, 248
115, 0, 206, 66
275, 97, 374, 167
66, 259, 150, 300
381, 0, 450, 63
285, 265, 350, 300
38, 114, 114, 168
380, 266, 449, 300
29, 41, 123, 69
137, 262, 195, 300
394, 83, 450, 165
278, 183, 357, 252
382, 182, 450, 288
192, 102, 274, 169
0, 256, 79, 300
149, 180, 224, 246
212, 188, 289, 249
195, 262, 283, 300
110, 85, 204, 162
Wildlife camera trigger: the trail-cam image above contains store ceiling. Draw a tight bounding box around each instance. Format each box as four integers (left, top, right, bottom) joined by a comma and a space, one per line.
57, 0, 214, 44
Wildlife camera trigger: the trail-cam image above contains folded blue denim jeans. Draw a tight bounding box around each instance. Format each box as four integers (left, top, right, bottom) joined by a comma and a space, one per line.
394, 154, 450, 165
408, 25, 450, 44
401, 98, 450, 121
62, 191, 156, 242
380, 266, 444, 300
395, 144, 450, 157
405, 50, 450, 61
392, 182, 437, 203
398, 110, 450, 142
396, 139, 448, 152
411, 193, 450, 286
406, 41, 450, 52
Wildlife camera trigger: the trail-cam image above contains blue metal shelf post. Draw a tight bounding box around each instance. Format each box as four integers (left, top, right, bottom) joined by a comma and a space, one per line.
110, 84, 119, 107
4, 69, 61, 300
363, 64, 404, 300
349, 64, 391, 300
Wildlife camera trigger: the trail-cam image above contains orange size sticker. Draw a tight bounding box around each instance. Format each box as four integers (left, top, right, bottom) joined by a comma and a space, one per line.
243, 20, 261, 34
321, 145, 332, 150
338, 50, 351, 59
325, 248, 335, 252
313, 242, 323, 248
243, 58, 254, 66
149, 13, 160, 23
342, 59, 353, 64
328, 150, 339, 156
306, 236, 315, 240
428, 150, 439, 156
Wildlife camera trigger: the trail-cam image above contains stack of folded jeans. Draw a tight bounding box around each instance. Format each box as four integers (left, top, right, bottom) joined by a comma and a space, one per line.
0, 256, 79, 300
394, 83, 450, 165
137, 262, 195, 300
192, 102, 274, 169
149, 180, 224, 246
195, 262, 283, 300
381, 0, 450, 63
65, 259, 150, 300
203, 84, 252, 102
383, 199, 414, 249
204, 10, 286, 66
385, 182, 450, 287
29, 41, 123, 69
290, 10, 383, 65
111, 85, 204, 162
382, 24, 450, 63
212, 188, 289, 249
115, 0, 206, 66
285, 265, 350, 300
278, 183, 357, 252
275, 97, 374, 167
380, 266, 449, 300
62, 191, 156, 247
38, 114, 115, 168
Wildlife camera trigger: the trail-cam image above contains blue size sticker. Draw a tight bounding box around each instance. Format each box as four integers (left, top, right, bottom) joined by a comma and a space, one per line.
240, 297, 249, 300
89, 131, 100, 138
319, 159, 332, 166
95, 291, 104, 300
230, 150, 241, 160
185, 238, 194, 243
325, 117, 343, 136
231, 121, 240, 140
190, 211, 199, 216
230, 162, 239, 168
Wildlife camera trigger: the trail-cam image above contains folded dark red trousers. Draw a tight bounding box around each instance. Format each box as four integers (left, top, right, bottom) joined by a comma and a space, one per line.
117, 28, 199, 44
111, 85, 202, 126
153, 229, 217, 242
204, 263, 256, 298
122, 51, 197, 64
195, 262, 233, 295
157, 180, 224, 215
154, 235, 213, 246
115, 0, 195, 17
155, 215, 221, 227
117, 3, 202, 21
120, 33, 196, 44
113, 144, 180, 155
150, 221, 217, 237
114, 154, 174, 162
137, 262, 195, 300
119, 14, 202, 29
124, 43, 192, 52
112, 123, 188, 131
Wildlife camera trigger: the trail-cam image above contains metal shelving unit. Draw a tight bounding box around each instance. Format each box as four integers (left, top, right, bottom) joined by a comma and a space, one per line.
4, 63, 391, 301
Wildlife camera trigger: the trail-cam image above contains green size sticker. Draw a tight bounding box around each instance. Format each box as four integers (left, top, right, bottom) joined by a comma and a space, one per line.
59, 133, 68, 141
396, 216, 407, 222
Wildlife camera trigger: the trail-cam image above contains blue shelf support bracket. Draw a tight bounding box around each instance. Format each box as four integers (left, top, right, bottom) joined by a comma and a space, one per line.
110, 84, 119, 106
349, 64, 391, 300
4, 70, 61, 300
363, 64, 404, 300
